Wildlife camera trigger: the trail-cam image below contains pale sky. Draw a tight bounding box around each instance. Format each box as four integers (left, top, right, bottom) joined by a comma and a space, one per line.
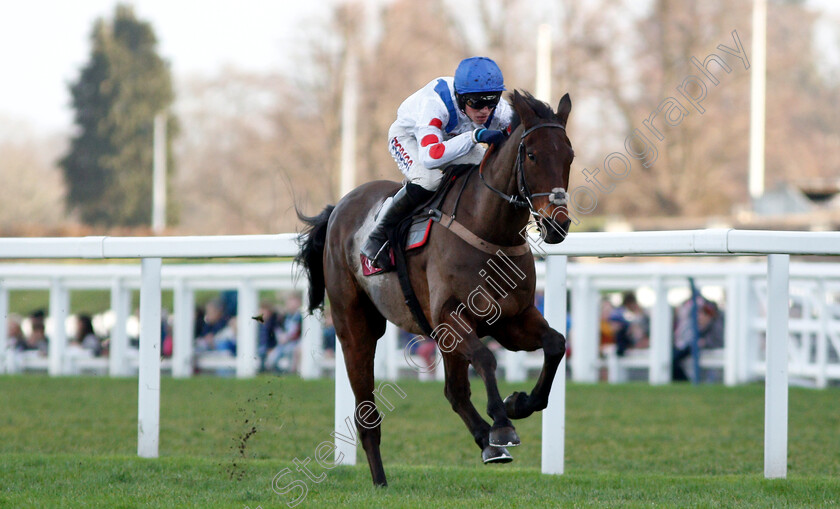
0, 0, 333, 133
0, 0, 837, 135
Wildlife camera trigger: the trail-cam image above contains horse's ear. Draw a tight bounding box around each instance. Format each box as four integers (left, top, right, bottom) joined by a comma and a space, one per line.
512, 89, 538, 127
556, 93, 572, 126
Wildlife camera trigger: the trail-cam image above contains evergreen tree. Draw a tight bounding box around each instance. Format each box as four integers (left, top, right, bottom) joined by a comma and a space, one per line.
61, 4, 176, 227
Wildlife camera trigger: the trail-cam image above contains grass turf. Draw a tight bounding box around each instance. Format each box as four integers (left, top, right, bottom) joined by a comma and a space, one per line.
0, 375, 837, 507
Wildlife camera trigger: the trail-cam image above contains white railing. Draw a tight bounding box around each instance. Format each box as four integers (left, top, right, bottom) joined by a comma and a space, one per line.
0, 262, 308, 378
2, 228, 839, 479
542, 261, 840, 388
535, 228, 840, 480
0, 234, 298, 459
4, 260, 840, 388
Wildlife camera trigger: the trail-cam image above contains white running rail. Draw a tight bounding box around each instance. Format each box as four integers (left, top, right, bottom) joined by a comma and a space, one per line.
1, 229, 839, 479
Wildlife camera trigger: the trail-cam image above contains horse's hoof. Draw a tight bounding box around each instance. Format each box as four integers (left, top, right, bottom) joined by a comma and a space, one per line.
504, 391, 531, 420
482, 445, 513, 464
489, 426, 520, 447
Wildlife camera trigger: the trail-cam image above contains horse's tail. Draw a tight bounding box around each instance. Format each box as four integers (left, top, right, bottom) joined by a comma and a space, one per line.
295, 205, 335, 313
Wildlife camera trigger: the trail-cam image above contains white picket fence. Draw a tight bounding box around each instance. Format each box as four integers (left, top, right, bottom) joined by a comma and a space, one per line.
2, 229, 840, 480
4, 260, 840, 389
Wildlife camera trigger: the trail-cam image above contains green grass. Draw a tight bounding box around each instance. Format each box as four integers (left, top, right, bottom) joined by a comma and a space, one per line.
1, 376, 838, 508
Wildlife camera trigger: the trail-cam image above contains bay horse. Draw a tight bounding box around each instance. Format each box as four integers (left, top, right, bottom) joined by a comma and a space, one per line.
297, 90, 573, 486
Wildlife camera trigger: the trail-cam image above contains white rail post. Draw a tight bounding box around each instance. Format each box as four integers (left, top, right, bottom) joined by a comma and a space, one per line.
384, 321, 400, 381
0, 283, 7, 374
109, 278, 131, 377
334, 337, 357, 465
736, 274, 756, 383
299, 285, 323, 380
138, 257, 162, 458
505, 351, 528, 382
649, 275, 672, 384
48, 278, 69, 376
542, 255, 567, 475
570, 275, 598, 382
723, 274, 739, 386
815, 281, 828, 389
236, 280, 258, 378
172, 278, 194, 378
435, 342, 445, 381
764, 254, 789, 479
373, 321, 388, 380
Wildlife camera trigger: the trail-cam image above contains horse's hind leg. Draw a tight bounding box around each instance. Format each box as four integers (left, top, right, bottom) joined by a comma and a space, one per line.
442, 353, 513, 464
330, 288, 388, 486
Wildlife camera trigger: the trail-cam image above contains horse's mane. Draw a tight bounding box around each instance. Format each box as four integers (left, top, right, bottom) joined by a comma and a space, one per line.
506, 90, 557, 135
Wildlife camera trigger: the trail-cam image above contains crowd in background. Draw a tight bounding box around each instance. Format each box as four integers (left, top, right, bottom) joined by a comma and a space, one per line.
6, 309, 102, 358
598, 290, 725, 381
6, 287, 724, 380
4, 290, 338, 377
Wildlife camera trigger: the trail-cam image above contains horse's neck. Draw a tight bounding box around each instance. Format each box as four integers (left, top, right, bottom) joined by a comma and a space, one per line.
458, 144, 531, 246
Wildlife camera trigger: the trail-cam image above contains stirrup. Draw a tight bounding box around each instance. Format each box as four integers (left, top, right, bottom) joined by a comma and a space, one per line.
361, 231, 386, 262
369, 240, 392, 269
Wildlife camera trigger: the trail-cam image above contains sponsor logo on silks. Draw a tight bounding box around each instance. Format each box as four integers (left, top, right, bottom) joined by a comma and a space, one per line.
389, 137, 414, 170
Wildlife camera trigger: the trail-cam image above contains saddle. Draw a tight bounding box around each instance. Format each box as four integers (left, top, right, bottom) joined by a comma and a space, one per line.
361, 164, 477, 336
360, 164, 476, 277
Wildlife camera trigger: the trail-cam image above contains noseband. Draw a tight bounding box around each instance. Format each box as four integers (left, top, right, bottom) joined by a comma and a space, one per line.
478, 122, 568, 217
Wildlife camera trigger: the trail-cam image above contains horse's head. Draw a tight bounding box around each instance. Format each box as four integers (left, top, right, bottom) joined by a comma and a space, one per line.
509, 90, 573, 244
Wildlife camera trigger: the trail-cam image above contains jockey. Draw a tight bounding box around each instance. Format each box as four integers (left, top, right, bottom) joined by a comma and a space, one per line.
362, 56, 514, 269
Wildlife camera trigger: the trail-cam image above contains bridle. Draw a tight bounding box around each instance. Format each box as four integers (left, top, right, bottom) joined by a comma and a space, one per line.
478, 122, 569, 217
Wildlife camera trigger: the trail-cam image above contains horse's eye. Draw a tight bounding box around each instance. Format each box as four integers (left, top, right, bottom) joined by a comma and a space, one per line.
527, 153, 535, 161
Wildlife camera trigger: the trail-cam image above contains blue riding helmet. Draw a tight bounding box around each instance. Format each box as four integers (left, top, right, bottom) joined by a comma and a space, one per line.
454, 57, 506, 94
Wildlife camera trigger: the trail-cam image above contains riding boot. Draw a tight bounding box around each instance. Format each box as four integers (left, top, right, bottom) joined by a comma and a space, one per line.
361, 182, 434, 269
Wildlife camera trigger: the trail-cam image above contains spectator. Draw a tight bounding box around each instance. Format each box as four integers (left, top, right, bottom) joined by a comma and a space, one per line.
322, 312, 336, 358
6, 314, 26, 351
266, 293, 303, 373
415, 338, 438, 374
213, 316, 237, 356
673, 294, 724, 381
257, 301, 280, 371
160, 310, 173, 358
219, 290, 238, 320
608, 291, 650, 356
196, 299, 229, 352
24, 317, 49, 355
72, 314, 102, 356
599, 298, 616, 351
397, 328, 439, 375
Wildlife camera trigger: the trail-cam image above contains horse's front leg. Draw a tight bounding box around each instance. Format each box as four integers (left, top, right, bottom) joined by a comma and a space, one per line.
497, 306, 566, 420
446, 330, 521, 448
441, 352, 513, 463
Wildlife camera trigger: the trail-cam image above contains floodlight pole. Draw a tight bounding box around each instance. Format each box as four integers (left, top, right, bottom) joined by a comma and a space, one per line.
749, 0, 767, 200
152, 111, 167, 234
339, 48, 358, 198
536, 24, 552, 102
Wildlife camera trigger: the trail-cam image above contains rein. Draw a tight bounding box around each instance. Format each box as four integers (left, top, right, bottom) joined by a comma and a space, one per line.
430, 122, 570, 258
478, 122, 568, 217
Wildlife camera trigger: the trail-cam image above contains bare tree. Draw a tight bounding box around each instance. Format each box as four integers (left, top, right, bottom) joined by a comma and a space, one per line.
169, 0, 840, 235
0, 118, 67, 232
174, 70, 291, 234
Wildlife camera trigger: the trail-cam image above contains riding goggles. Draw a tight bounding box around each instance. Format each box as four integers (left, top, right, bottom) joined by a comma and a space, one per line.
461, 92, 502, 110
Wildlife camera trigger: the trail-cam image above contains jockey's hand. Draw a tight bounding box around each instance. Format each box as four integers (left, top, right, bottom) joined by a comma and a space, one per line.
472, 128, 506, 145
